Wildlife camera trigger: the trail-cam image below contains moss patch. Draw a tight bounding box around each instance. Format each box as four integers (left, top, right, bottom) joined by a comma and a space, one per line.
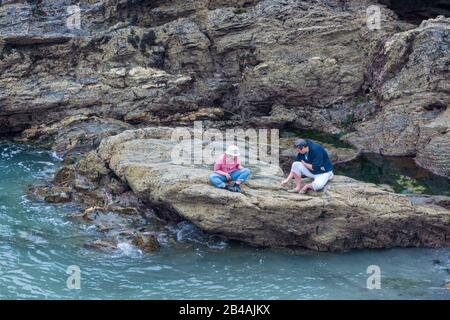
234, 8, 247, 15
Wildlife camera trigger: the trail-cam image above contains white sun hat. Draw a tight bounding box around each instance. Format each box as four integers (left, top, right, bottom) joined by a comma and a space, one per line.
225, 145, 240, 157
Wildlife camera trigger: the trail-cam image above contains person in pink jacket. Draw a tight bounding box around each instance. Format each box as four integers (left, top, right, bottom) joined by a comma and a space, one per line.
209, 145, 251, 193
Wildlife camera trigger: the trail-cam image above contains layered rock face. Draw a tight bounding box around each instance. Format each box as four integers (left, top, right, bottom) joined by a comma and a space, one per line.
0, 0, 449, 176
64, 127, 448, 251
345, 16, 450, 177
1, 0, 392, 131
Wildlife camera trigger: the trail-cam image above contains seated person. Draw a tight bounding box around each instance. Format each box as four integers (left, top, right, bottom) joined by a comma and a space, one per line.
209, 145, 251, 193
281, 138, 334, 193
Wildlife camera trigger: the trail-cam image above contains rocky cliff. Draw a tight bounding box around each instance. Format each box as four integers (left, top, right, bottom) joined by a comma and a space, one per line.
344, 17, 450, 177
1, 1, 449, 250
0, 0, 449, 176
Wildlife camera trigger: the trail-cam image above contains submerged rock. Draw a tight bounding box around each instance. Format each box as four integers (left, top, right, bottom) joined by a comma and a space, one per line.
85, 127, 450, 251
132, 233, 160, 252
30, 185, 72, 203
69, 205, 163, 252
84, 239, 118, 252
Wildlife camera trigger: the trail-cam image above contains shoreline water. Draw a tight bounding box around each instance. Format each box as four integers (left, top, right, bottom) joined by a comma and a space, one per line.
0, 141, 449, 299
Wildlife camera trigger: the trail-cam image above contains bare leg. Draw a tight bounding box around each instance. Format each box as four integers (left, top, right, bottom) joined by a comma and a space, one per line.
299, 183, 313, 194
293, 172, 302, 192
280, 171, 294, 186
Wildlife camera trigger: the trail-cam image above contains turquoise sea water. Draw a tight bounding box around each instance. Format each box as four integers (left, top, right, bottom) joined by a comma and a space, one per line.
0, 142, 449, 299
336, 153, 450, 196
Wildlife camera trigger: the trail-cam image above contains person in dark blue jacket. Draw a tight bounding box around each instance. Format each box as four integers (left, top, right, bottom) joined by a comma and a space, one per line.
280, 138, 334, 193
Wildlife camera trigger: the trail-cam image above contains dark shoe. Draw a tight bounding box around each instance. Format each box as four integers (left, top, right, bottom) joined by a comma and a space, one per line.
232, 183, 242, 193
224, 185, 237, 192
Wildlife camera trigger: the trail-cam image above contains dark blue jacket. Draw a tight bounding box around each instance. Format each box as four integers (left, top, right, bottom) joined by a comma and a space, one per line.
295, 139, 333, 174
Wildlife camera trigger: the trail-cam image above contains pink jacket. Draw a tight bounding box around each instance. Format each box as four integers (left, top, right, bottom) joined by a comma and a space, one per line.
214, 154, 240, 174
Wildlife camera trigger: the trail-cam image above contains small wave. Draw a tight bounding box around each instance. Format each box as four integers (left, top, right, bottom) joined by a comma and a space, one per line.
18, 231, 48, 245
167, 221, 228, 249
50, 152, 63, 161
116, 242, 143, 258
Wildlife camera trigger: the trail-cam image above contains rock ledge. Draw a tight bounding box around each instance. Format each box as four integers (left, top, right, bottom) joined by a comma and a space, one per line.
92, 128, 450, 251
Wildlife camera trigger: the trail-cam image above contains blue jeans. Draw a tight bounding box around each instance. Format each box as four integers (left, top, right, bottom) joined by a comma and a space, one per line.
209, 168, 251, 188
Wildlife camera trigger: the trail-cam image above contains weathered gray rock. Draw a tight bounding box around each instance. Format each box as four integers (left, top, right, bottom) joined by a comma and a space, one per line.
17, 115, 131, 157
345, 16, 450, 177
29, 185, 72, 203
0, 0, 448, 175
0, 0, 410, 132
132, 233, 160, 252
91, 128, 450, 251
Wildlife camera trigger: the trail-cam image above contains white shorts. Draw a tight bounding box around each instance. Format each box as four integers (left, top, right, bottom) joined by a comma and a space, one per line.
291, 161, 334, 191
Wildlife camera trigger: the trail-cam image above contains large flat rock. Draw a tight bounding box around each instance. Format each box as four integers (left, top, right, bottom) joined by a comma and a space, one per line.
96, 128, 450, 251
